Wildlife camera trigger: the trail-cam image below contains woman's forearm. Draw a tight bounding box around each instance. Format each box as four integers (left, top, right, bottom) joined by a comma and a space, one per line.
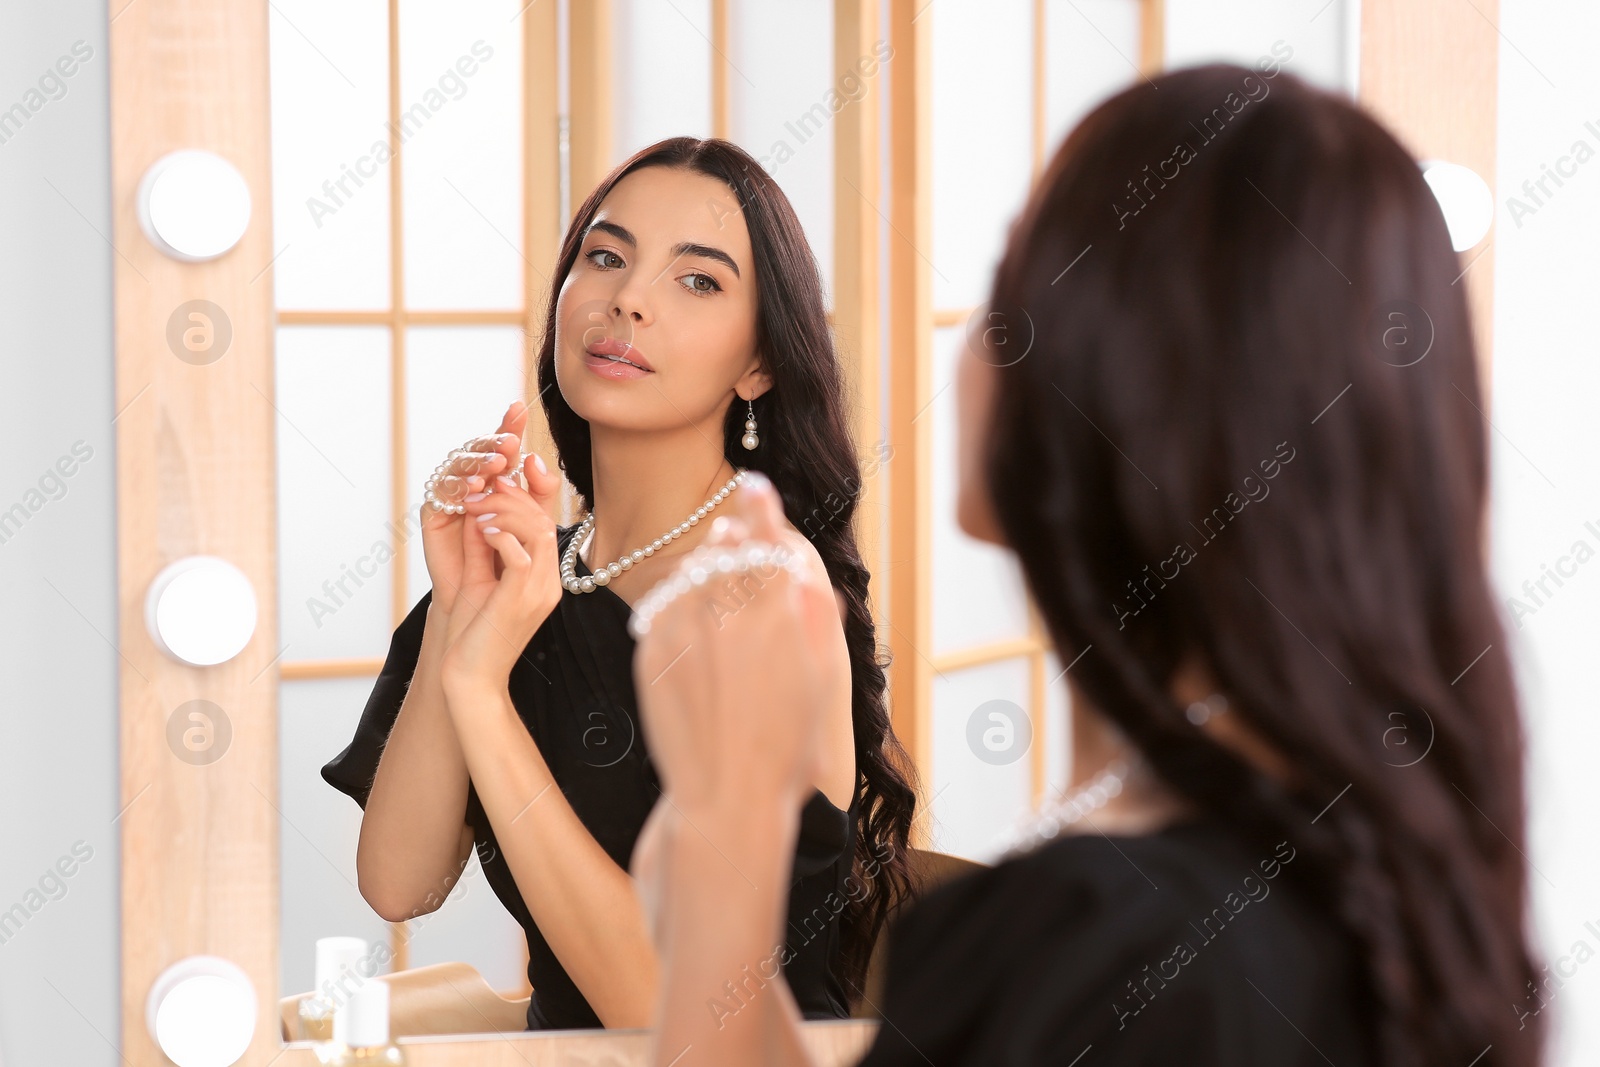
651, 802, 816, 1067
443, 679, 663, 1028
357, 602, 476, 921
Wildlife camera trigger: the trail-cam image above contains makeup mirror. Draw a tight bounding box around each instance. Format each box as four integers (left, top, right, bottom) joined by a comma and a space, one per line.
97, 0, 1499, 1062
267, 0, 1385, 1044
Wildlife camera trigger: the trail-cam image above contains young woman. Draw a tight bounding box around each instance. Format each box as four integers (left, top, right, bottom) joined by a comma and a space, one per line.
321, 137, 918, 1031
625, 66, 1547, 1066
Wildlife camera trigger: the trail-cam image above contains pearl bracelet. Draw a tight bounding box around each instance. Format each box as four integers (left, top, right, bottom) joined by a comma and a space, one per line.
626, 539, 807, 639
424, 440, 533, 514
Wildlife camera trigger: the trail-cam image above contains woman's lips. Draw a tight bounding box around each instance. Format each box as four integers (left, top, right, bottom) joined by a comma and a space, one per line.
581, 349, 653, 380
583, 337, 654, 376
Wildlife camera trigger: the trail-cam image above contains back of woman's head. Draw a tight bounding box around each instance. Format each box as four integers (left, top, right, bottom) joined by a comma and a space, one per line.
981, 64, 1542, 1066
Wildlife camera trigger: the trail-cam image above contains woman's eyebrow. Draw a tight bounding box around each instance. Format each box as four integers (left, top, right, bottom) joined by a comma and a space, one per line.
671, 242, 740, 279
583, 220, 741, 280
585, 219, 636, 247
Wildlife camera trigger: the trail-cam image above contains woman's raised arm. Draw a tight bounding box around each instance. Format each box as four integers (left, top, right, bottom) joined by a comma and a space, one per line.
354, 402, 528, 921
628, 472, 840, 1066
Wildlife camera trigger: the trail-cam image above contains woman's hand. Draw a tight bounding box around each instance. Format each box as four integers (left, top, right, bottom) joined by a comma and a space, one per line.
419, 400, 526, 615
630, 474, 836, 1067
437, 415, 565, 694
629, 472, 840, 825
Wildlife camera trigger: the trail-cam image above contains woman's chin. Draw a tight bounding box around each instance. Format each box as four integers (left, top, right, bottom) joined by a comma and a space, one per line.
562, 393, 652, 435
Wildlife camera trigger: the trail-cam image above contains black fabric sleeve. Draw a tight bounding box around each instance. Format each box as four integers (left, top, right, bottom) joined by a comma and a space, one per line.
320, 589, 434, 810
793, 789, 852, 878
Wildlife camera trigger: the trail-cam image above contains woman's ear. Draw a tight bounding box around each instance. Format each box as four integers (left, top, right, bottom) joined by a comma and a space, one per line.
737, 355, 774, 402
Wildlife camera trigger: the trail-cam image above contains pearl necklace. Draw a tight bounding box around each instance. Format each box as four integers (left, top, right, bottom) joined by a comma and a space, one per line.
561, 469, 749, 594
999, 751, 1146, 858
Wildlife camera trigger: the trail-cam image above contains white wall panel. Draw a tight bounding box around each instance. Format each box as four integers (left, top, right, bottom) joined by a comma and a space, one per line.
403, 326, 528, 606
928, 658, 1037, 862
275, 326, 395, 661
399, 0, 525, 309
269, 0, 392, 309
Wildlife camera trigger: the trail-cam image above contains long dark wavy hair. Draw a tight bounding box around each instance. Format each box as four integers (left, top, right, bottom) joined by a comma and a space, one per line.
535, 136, 919, 1003
980, 66, 1543, 1066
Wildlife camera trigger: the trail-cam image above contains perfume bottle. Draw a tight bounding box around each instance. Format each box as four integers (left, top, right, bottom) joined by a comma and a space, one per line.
299, 936, 368, 1041
326, 979, 404, 1066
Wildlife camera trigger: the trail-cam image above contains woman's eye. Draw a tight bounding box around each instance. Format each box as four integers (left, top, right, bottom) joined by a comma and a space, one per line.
587, 249, 623, 269
680, 272, 720, 295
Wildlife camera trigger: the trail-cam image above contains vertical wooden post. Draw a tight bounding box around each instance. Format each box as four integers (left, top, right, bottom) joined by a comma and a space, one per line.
833, 0, 887, 643
383, 0, 416, 973
568, 0, 615, 216
521, 0, 562, 473
711, 0, 731, 140
1028, 0, 1050, 804
887, 0, 934, 829
1139, 0, 1165, 76
1359, 0, 1499, 386
110, 0, 280, 1059
513, 0, 563, 997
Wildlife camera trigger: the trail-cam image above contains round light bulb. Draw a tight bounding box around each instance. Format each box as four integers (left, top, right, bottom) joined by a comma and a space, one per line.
145, 556, 258, 666
137, 149, 252, 261
146, 956, 257, 1067
1420, 160, 1494, 252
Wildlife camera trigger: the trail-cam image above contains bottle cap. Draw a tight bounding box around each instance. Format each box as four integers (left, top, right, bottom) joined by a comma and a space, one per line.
337, 979, 390, 1048
313, 937, 368, 995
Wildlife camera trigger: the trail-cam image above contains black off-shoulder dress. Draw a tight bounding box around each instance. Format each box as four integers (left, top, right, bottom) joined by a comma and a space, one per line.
322, 521, 857, 1031
857, 816, 1379, 1065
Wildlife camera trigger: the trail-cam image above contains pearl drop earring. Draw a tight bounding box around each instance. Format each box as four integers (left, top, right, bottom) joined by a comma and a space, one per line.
741, 395, 760, 451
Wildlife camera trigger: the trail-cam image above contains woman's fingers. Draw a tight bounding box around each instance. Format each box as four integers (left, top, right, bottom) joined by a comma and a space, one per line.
485, 400, 529, 476
458, 499, 499, 590
462, 396, 529, 483
421, 496, 460, 531
729, 470, 781, 532
462, 477, 544, 546
502, 399, 529, 442
479, 524, 565, 633
705, 512, 749, 549
482, 525, 532, 571
445, 448, 508, 481
521, 450, 563, 519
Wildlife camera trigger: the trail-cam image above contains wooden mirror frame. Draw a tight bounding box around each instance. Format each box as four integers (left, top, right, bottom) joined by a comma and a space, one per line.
109, 0, 1494, 1063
